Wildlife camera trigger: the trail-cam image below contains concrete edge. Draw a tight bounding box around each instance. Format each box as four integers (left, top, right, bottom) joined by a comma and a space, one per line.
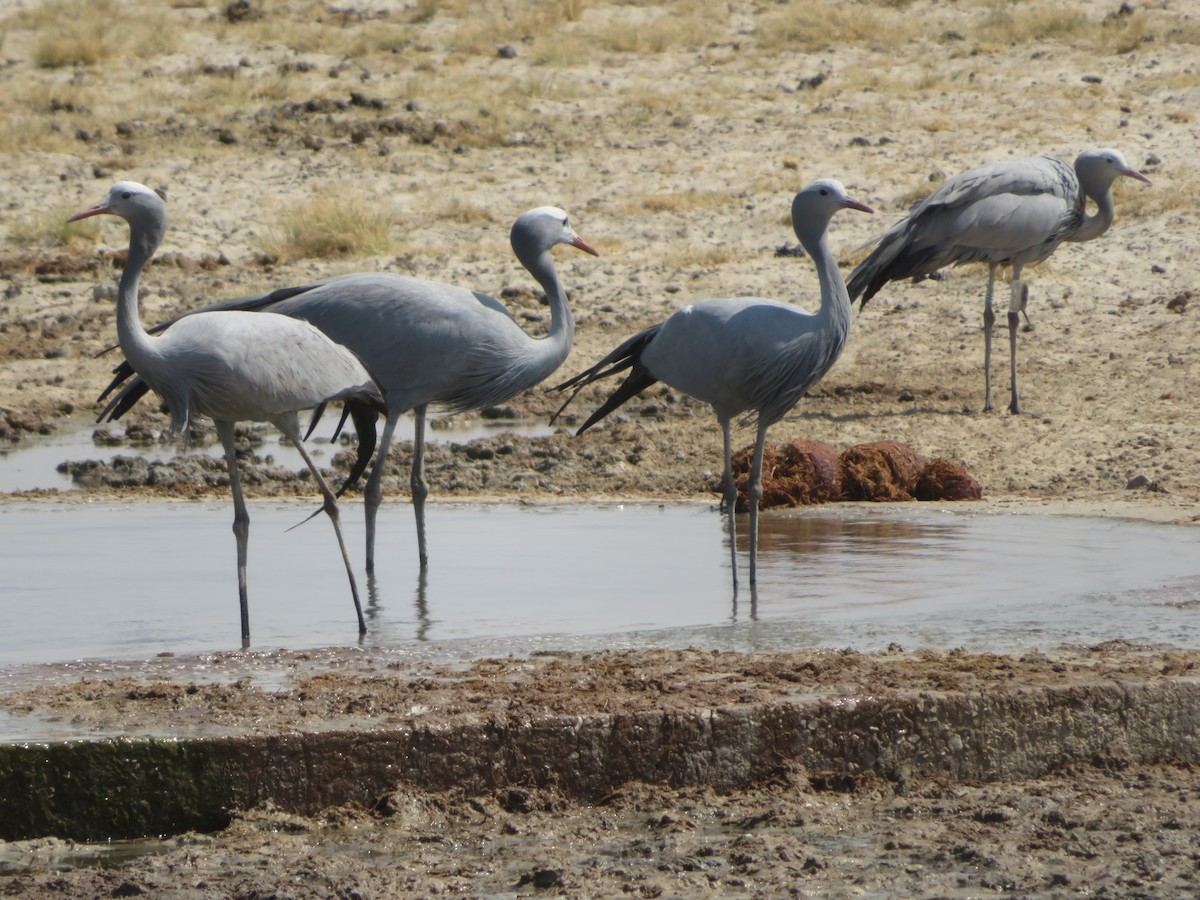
2, 679, 1197, 841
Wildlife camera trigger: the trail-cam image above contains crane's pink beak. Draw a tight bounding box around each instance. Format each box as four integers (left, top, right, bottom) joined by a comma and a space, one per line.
1121, 165, 1152, 187
842, 198, 875, 215
570, 235, 600, 257
67, 203, 111, 223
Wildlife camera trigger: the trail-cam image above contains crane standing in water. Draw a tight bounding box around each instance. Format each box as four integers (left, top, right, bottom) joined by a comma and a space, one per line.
73, 181, 383, 642
98, 207, 599, 574
552, 180, 873, 590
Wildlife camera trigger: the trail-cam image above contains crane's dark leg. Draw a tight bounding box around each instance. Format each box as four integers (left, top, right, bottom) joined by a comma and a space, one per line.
1007, 266, 1026, 415
719, 418, 739, 591
287, 427, 367, 635
747, 421, 770, 587
363, 410, 401, 574
982, 266, 997, 412
216, 421, 251, 644
411, 404, 430, 570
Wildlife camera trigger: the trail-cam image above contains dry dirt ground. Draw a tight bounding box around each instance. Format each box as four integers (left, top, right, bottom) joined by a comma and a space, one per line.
2, 0, 1200, 895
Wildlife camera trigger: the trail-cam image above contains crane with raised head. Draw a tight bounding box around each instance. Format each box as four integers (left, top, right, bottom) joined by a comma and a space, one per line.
847, 148, 1151, 413
552, 180, 872, 590
73, 181, 383, 642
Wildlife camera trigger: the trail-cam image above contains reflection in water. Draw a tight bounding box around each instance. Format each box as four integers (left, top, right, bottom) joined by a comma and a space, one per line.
412, 569, 432, 642
0, 501, 1198, 666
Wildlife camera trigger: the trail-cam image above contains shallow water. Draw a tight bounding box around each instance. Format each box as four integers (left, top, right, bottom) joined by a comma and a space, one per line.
0, 413, 555, 493
0, 499, 1197, 668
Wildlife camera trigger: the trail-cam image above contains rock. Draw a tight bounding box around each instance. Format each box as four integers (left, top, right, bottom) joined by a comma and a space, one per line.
839, 441, 927, 501
731, 439, 842, 511
915, 459, 982, 501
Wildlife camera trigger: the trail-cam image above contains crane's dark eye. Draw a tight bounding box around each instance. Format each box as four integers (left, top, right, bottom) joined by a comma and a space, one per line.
121, 191, 131, 199
820, 189, 829, 196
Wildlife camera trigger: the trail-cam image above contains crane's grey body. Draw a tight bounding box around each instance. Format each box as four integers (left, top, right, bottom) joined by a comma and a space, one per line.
848, 149, 1151, 413
553, 180, 872, 591
73, 181, 381, 642
262, 271, 573, 417
639, 295, 851, 428
99, 207, 598, 573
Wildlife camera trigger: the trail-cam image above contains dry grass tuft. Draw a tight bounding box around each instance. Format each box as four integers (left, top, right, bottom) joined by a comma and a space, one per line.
22, 0, 175, 67
256, 192, 400, 264
429, 196, 497, 225
8, 206, 100, 249
671, 244, 742, 270
755, 1, 913, 51
634, 190, 743, 216
974, 3, 1091, 46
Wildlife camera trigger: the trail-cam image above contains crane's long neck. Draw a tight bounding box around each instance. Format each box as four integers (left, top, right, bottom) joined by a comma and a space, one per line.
1070, 183, 1116, 244
798, 226, 853, 352
115, 216, 166, 376
522, 249, 575, 378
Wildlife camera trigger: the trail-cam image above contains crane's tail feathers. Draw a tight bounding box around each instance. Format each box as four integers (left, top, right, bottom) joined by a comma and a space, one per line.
329, 404, 353, 443
97, 359, 137, 403
550, 357, 636, 424
575, 366, 659, 435
305, 402, 329, 442
285, 505, 325, 533
335, 400, 380, 497
547, 324, 662, 424
97, 376, 152, 424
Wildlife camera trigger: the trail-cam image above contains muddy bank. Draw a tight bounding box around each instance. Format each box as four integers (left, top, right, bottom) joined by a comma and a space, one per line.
3, 646, 1200, 896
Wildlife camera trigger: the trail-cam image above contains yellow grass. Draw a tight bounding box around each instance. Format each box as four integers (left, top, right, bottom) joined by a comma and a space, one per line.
974, 3, 1091, 46
8, 206, 100, 248
256, 192, 400, 264
754, 1, 913, 52
19, 0, 175, 67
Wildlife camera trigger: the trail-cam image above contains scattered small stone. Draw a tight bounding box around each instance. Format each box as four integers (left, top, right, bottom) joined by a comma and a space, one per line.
349, 91, 385, 110
849, 135, 872, 148
1166, 292, 1189, 312
516, 869, 562, 889
797, 72, 826, 90
225, 0, 255, 22
1125, 474, 1151, 489
1082, 74, 1103, 84
497, 45, 518, 59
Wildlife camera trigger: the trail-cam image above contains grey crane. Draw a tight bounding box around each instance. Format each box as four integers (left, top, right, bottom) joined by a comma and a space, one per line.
551, 180, 872, 589
847, 148, 1151, 413
98, 207, 599, 573
72, 181, 383, 642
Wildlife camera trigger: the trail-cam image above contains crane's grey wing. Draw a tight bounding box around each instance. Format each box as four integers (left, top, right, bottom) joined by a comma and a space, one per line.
848, 155, 1078, 306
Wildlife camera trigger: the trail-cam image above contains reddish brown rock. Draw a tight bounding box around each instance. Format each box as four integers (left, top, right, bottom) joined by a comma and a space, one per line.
915, 458, 982, 501
732, 439, 842, 511
838, 440, 927, 501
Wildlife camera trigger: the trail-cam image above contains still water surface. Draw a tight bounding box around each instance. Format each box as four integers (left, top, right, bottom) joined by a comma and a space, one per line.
0, 499, 1197, 666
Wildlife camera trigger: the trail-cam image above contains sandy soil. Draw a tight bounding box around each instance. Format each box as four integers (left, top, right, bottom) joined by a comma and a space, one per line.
2, 0, 1199, 895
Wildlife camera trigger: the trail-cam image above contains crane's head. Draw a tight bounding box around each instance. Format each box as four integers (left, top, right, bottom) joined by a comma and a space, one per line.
68, 181, 167, 226
791, 180, 873, 242
1074, 149, 1152, 191
511, 206, 599, 264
